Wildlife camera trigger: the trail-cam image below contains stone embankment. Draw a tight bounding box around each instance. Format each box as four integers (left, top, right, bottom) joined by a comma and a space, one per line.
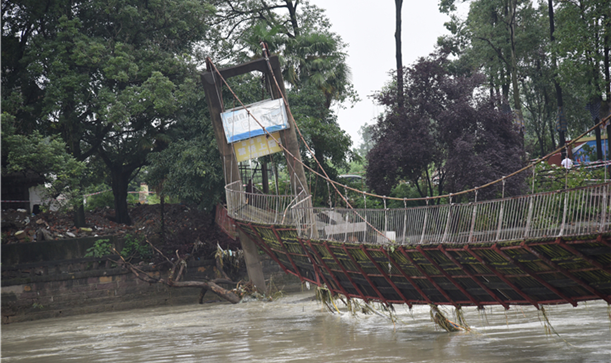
1, 236, 300, 324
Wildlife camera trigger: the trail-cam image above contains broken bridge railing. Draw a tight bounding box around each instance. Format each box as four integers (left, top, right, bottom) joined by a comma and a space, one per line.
225, 181, 311, 227
225, 182, 611, 245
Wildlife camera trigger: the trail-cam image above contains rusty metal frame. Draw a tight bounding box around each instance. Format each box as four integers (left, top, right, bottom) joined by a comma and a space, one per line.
296, 237, 326, 286
271, 226, 303, 282
237, 223, 292, 276
596, 234, 610, 247
557, 238, 610, 272
380, 248, 431, 305
238, 219, 609, 308
398, 246, 457, 307
306, 240, 351, 297
342, 244, 388, 304
321, 243, 369, 301
416, 245, 480, 307
464, 245, 539, 308
492, 244, 577, 306
520, 241, 611, 304
300, 239, 336, 290
360, 245, 412, 307
437, 245, 509, 309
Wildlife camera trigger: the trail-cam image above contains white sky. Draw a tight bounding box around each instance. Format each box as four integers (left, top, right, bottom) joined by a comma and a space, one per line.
308, 1, 456, 148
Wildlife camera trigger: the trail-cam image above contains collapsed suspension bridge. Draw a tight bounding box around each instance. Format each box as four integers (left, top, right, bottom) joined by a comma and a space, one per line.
204, 51, 611, 310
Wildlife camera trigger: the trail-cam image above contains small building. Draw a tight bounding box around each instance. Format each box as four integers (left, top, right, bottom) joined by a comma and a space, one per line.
547, 134, 608, 167
572, 135, 608, 165
1, 172, 44, 213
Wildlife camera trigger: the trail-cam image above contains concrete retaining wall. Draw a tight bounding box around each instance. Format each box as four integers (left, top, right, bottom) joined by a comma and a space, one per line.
1, 237, 301, 324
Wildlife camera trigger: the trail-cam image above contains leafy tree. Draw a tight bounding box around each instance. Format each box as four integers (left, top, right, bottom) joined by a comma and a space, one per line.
355, 123, 375, 159
439, 0, 610, 160
206, 0, 357, 178
554, 0, 611, 142
2, 0, 214, 224
366, 52, 525, 202
145, 112, 225, 211
2, 113, 85, 211
395, 0, 404, 108
288, 83, 353, 175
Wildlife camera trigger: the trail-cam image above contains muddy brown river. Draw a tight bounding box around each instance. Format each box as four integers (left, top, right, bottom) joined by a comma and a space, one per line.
2, 292, 610, 362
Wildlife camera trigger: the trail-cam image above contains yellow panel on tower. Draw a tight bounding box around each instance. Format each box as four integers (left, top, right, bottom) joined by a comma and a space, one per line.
233, 132, 283, 162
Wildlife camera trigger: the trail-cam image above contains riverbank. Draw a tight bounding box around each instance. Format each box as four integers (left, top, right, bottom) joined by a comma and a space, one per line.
1, 235, 301, 324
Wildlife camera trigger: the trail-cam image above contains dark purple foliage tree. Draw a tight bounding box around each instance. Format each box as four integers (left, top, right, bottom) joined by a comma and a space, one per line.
366, 52, 525, 201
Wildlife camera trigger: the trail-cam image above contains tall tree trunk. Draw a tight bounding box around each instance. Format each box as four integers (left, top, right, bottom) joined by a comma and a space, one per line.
605, 13, 611, 177
604, 10, 610, 101
508, 0, 523, 134
395, 0, 404, 109
110, 167, 132, 225
548, 0, 566, 158
285, 0, 300, 38
577, 1, 603, 160
542, 87, 556, 150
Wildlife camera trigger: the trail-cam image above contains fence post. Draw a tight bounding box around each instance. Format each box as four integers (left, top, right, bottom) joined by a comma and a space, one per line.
442, 195, 453, 243
524, 195, 534, 238
384, 197, 388, 241
363, 192, 368, 243
468, 189, 479, 243
344, 211, 349, 243
402, 199, 408, 244
559, 191, 568, 237
600, 185, 607, 233
468, 205, 478, 243
420, 198, 429, 244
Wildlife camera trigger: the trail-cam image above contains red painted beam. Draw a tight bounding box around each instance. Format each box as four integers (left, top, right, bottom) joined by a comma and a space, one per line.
271, 226, 304, 282
464, 245, 539, 309
557, 238, 610, 273
360, 245, 412, 308
322, 242, 369, 302
296, 238, 326, 287
492, 244, 577, 307
380, 248, 432, 304
437, 245, 509, 309
398, 246, 458, 307
520, 241, 611, 305
306, 240, 351, 298
302, 241, 336, 292
237, 223, 292, 276
596, 234, 610, 247
416, 245, 480, 307
341, 243, 388, 304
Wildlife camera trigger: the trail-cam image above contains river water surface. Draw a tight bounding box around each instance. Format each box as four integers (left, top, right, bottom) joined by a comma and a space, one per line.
2, 291, 610, 362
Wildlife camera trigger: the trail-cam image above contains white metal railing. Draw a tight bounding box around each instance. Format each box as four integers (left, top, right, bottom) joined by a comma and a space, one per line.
225, 182, 611, 245
226, 181, 300, 225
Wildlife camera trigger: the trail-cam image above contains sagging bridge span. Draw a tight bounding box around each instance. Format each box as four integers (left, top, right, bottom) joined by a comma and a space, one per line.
222, 181, 611, 309
204, 53, 610, 310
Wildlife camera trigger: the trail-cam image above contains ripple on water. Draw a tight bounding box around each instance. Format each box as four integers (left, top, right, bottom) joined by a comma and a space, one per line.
2, 294, 610, 363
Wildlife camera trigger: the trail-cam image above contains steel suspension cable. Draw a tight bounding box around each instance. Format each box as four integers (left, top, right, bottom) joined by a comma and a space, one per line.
207, 54, 393, 241
206, 54, 611, 204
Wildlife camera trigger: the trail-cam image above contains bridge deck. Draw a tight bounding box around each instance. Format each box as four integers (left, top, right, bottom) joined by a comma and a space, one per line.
225, 183, 611, 307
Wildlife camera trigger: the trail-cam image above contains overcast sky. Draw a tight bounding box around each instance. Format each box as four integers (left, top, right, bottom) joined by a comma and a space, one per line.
308, 1, 457, 148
